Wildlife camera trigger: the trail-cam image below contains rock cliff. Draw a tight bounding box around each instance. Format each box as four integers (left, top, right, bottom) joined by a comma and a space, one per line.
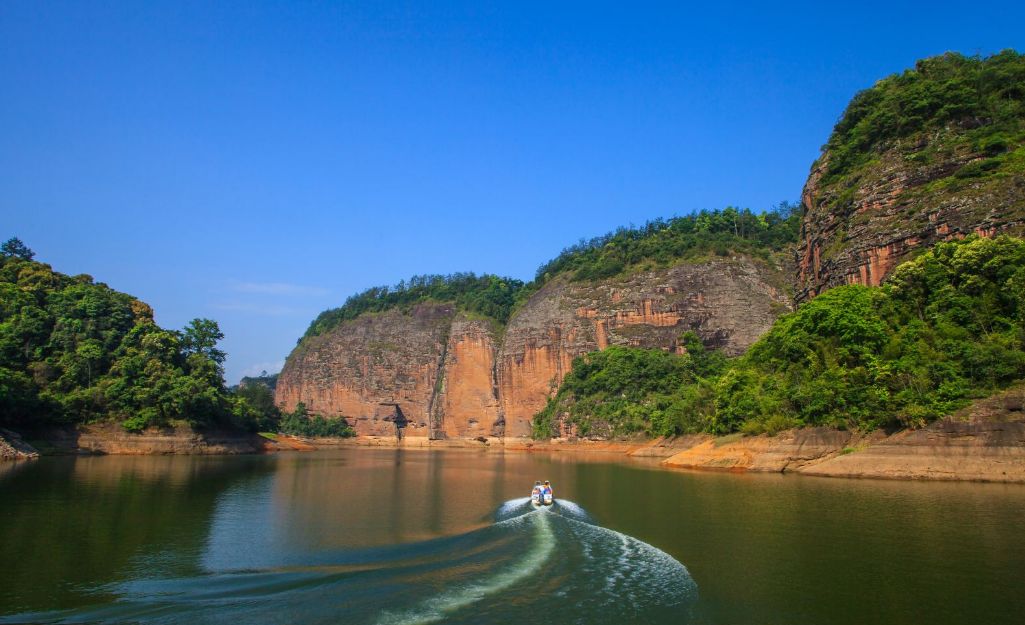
796, 52, 1025, 300
797, 143, 1025, 300
497, 256, 791, 437
277, 255, 792, 439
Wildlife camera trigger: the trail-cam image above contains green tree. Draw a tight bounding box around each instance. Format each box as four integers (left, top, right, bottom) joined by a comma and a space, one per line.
1, 237, 35, 261
181, 318, 226, 369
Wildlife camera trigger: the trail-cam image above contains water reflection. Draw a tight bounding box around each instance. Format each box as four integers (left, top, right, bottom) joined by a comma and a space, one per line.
3, 449, 1025, 625
0, 455, 275, 613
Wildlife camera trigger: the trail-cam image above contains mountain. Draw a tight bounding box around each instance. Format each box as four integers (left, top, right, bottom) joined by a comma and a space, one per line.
797, 50, 1025, 300
280, 50, 1025, 442
276, 209, 797, 439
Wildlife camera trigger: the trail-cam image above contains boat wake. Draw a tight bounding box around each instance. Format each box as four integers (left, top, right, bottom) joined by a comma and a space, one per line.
5, 499, 697, 625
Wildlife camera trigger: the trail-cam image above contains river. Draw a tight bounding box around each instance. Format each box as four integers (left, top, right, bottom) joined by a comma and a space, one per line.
2, 448, 1023, 624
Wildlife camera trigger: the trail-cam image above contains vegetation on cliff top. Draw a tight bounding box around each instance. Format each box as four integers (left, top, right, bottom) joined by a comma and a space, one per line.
302, 273, 525, 340
821, 50, 1025, 185
0, 238, 277, 433
302, 203, 800, 342
534, 235, 1025, 438
532, 203, 800, 286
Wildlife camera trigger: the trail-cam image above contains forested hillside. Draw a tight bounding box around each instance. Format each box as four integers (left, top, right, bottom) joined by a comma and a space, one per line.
0, 238, 274, 432
535, 236, 1025, 438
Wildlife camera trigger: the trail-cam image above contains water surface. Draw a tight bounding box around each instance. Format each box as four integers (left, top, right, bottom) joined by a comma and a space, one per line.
2, 449, 1023, 624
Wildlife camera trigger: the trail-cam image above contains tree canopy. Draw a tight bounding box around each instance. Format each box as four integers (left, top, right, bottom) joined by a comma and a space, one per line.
822, 50, 1025, 183
302, 203, 801, 342
303, 273, 525, 340
0, 243, 274, 432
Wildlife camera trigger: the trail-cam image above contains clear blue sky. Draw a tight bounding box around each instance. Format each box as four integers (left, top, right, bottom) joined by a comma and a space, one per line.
3, 1, 1023, 383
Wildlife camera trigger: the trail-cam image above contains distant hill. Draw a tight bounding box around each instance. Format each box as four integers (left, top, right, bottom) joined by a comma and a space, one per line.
238, 372, 279, 392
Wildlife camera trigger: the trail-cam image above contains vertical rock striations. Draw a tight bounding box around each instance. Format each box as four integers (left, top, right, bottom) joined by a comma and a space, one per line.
496, 256, 791, 437
277, 306, 505, 439
276, 304, 453, 438
796, 52, 1025, 300
277, 256, 792, 439
432, 319, 502, 439
797, 148, 1025, 301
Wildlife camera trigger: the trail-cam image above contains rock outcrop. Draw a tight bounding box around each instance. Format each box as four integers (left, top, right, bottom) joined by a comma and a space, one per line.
276, 304, 456, 438
797, 149, 1025, 301
276, 304, 506, 439
497, 256, 791, 437
796, 52, 1025, 301
277, 255, 792, 439
0, 428, 39, 461
657, 384, 1025, 482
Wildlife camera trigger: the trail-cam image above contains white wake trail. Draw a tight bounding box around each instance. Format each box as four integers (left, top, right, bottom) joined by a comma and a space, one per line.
375, 511, 554, 625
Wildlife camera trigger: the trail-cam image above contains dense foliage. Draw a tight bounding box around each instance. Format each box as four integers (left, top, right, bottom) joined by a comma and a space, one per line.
0, 239, 275, 432
303, 273, 524, 340
534, 236, 1025, 438
823, 50, 1025, 182
532, 204, 800, 286
533, 335, 726, 438
278, 402, 355, 438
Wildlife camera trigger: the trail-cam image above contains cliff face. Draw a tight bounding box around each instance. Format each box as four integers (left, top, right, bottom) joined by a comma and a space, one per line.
277, 305, 504, 439
497, 256, 792, 437
278, 255, 792, 439
796, 52, 1025, 300
797, 147, 1025, 300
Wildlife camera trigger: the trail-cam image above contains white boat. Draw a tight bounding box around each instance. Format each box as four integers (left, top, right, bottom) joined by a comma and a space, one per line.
531, 485, 554, 507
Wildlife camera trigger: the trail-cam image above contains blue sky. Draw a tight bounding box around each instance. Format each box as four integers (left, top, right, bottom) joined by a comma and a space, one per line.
3, 1, 1023, 383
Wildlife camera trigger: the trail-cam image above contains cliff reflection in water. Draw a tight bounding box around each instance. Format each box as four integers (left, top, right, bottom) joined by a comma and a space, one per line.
265, 450, 511, 548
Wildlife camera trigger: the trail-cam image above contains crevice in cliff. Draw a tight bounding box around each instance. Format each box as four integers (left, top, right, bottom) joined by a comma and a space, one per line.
490, 351, 505, 438
427, 323, 452, 439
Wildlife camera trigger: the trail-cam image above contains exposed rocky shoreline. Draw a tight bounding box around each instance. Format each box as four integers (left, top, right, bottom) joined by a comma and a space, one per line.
0, 428, 39, 461
1, 424, 271, 459
6, 389, 1024, 484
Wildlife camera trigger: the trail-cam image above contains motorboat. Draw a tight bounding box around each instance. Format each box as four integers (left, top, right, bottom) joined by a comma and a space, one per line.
531, 483, 554, 507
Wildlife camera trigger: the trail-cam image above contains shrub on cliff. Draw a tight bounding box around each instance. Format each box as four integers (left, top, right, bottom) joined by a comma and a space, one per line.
278, 402, 355, 438
302, 204, 800, 342
534, 236, 1025, 437
533, 335, 726, 438
532, 203, 800, 287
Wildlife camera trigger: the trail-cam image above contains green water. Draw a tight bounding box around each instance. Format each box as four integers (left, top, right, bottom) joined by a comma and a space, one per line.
2, 449, 1024, 624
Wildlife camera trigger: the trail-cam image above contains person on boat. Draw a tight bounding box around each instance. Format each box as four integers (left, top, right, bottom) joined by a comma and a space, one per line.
542, 480, 553, 505
531, 480, 543, 504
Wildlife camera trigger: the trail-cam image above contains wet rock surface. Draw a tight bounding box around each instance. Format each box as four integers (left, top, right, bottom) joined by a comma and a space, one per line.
0, 428, 39, 461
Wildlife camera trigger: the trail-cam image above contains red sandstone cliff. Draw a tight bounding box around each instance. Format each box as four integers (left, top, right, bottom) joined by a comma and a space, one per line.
276, 305, 503, 439
277, 255, 791, 439
797, 151, 1025, 301
496, 256, 792, 437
